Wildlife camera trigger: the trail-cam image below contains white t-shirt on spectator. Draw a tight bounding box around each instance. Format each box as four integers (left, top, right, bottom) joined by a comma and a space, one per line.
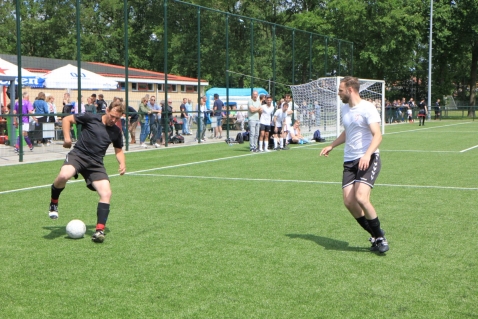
259, 105, 274, 125
273, 109, 287, 128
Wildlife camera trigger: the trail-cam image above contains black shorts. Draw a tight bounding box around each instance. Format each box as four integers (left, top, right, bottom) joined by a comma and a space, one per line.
260, 124, 271, 133
63, 151, 109, 191
342, 153, 381, 188
274, 127, 283, 135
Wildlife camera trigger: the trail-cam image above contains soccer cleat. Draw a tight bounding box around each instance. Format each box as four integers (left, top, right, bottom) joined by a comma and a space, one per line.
14, 147, 19, 153
29, 145, 34, 151
49, 203, 59, 220
375, 237, 389, 253
369, 229, 385, 252
154, 143, 161, 148
91, 230, 105, 243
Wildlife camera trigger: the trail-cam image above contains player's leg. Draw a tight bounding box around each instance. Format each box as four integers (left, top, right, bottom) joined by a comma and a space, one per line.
90, 177, 112, 243
49, 164, 77, 219
217, 117, 222, 138
263, 129, 270, 151
258, 125, 265, 151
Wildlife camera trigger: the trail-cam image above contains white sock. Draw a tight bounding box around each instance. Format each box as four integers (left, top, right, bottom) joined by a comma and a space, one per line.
274, 138, 278, 148
279, 139, 283, 148
264, 141, 268, 150
259, 141, 263, 151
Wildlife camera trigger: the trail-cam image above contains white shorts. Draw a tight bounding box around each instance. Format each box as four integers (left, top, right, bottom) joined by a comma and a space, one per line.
22, 123, 30, 132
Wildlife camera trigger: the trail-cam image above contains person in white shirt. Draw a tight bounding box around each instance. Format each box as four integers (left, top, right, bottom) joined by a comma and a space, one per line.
320, 76, 389, 253
247, 90, 261, 152
272, 102, 289, 150
258, 95, 275, 152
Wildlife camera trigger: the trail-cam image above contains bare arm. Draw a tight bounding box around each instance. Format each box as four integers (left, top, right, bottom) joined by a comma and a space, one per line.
62, 115, 76, 148
115, 147, 126, 175
358, 122, 382, 170
320, 130, 346, 157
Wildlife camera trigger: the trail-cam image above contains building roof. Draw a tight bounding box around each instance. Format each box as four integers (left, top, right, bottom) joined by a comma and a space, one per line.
0, 54, 208, 85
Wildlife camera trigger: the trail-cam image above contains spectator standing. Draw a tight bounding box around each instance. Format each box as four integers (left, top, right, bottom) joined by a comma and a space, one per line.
195, 96, 207, 142
272, 102, 289, 150
162, 99, 174, 143
247, 91, 261, 152
138, 96, 152, 148
258, 95, 274, 152
186, 98, 193, 133
46, 95, 57, 124
84, 96, 97, 113
434, 99, 441, 120
418, 98, 427, 126
48, 100, 126, 243
14, 92, 36, 152
96, 94, 107, 113
123, 105, 138, 144
148, 97, 161, 148
180, 98, 190, 135
213, 94, 224, 139
320, 76, 389, 253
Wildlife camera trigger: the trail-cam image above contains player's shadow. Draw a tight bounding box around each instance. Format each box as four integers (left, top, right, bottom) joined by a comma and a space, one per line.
42, 225, 103, 240
286, 234, 369, 252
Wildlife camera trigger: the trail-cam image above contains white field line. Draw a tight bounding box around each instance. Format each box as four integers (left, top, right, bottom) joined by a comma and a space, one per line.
460, 145, 478, 153
128, 173, 478, 191
384, 121, 473, 135
0, 153, 257, 195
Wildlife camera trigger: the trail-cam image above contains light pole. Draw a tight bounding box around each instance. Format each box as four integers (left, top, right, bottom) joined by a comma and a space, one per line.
427, 0, 433, 120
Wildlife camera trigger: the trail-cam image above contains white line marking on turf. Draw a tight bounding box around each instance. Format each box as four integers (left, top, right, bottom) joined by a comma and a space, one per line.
384, 121, 472, 135
0, 153, 257, 195
460, 145, 478, 153
128, 173, 478, 191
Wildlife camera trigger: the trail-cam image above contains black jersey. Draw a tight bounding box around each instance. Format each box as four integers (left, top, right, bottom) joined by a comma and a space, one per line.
72, 113, 123, 163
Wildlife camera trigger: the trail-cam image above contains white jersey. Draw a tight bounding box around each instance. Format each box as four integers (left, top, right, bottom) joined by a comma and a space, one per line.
259, 105, 274, 125
342, 99, 381, 162
273, 109, 287, 128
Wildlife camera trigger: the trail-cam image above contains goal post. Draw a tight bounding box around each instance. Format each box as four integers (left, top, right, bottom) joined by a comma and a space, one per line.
290, 77, 386, 141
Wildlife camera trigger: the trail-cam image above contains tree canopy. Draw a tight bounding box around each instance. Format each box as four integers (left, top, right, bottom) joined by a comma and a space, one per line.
1, 0, 476, 106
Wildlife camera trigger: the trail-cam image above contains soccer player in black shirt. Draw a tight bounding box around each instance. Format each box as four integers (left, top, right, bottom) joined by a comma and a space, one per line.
48, 100, 126, 243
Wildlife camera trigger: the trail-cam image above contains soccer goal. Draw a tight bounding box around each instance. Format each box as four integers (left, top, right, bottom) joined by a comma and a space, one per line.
290, 77, 385, 141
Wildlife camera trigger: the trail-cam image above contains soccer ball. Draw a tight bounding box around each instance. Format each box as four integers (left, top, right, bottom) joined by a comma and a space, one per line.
66, 219, 86, 239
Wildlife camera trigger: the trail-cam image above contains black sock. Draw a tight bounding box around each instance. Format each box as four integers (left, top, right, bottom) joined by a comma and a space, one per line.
51, 184, 64, 201
355, 216, 373, 236
96, 202, 110, 231
367, 217, 384, 238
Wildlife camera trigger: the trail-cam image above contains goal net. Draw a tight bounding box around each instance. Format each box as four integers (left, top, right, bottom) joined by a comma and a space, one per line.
290, 77, 385, 141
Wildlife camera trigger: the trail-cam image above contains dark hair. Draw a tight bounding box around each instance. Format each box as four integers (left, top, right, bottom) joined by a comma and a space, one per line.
214, 93, 219, 98
340, 76, 360, 92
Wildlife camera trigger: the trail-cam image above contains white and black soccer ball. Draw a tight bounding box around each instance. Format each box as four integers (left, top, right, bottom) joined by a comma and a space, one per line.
66, 219, 86, 239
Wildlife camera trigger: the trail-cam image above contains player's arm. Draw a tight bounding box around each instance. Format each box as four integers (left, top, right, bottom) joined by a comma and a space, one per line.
358, 122, 382, 170
62, 114, 77, 148
115, 147, 126, 175
320, 130, 346, 157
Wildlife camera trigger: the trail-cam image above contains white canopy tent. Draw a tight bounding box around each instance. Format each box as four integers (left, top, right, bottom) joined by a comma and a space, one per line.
40, 64, 118, 90
0, 57, 40, 87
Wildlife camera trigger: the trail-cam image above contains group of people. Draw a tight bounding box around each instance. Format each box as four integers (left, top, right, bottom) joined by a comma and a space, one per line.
246, 92, 307, 152
385, 97, 442, 126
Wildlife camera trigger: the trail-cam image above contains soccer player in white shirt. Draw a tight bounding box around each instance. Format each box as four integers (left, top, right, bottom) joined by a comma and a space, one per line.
258, 95, 275, 152
320, 76, 389, 253
272, 102, 289, 150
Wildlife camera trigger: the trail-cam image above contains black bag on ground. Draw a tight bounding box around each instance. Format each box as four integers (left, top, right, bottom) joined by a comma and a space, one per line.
170, 135, 185, 144
313, 129, 326, 142
242, 131, 250, 141
235, 132, 244, 144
